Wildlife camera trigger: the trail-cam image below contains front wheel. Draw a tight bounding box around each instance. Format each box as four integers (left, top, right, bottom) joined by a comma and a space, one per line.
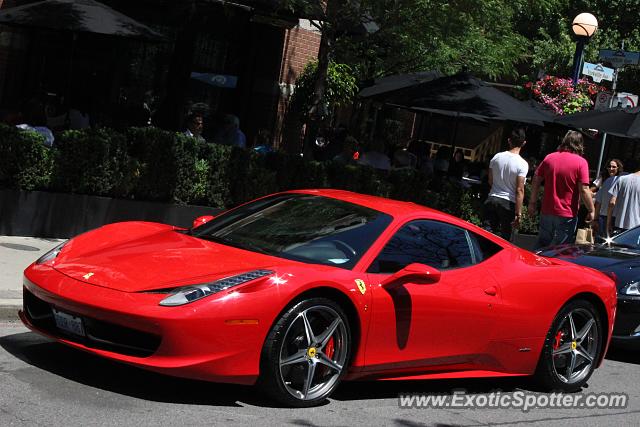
259, 298, 351, 407
534, 299, 603, 391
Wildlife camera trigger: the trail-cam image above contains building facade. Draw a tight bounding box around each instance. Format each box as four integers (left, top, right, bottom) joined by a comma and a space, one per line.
0, 0, 321, 148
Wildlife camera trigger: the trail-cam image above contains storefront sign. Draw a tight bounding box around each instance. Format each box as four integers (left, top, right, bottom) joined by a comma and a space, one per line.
598, 49, 640, 68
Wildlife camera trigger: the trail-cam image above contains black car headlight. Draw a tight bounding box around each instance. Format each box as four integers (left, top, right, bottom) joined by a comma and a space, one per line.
621, 281, 640, 296
36, 240, 69, 264
158, 270, 273, 306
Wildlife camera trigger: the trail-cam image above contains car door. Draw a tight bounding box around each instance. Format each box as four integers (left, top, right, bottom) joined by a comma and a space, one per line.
363, 219, 503, 372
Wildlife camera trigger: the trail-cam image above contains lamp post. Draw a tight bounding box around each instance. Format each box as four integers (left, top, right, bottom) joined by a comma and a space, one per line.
571, 13, 598, 86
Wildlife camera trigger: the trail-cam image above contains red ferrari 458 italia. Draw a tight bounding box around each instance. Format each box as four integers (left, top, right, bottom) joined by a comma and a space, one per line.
21, 190, 616, 407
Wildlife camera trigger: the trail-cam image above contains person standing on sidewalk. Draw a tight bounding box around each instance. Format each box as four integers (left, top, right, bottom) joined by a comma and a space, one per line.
606, 166, 640, 236
482, 127, 528, 240
528, 130, 595, 249
593, 158, 623, 237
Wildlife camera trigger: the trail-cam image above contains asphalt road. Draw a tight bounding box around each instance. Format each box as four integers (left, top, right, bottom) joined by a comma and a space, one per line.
0, 321, 638, 426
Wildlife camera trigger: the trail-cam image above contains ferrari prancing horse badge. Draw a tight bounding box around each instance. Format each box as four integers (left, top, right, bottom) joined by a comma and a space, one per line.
355, 279, 367, 295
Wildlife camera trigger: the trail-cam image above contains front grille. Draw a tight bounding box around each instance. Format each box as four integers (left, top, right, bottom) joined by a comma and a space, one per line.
23, 287, 161, 357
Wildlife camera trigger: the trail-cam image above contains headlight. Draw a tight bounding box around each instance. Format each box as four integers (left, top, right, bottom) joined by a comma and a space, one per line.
621, 281, 640, 296
159, 269, 273, 306
36, 240, 68, 264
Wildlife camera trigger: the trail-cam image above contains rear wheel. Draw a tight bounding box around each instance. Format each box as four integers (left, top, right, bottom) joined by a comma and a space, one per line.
259, 298, 351, 407
534, 299, 603, 391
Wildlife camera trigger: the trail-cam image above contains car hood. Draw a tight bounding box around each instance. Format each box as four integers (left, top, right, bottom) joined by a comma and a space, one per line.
52, 222, 289, 292
540, 243, 640, 288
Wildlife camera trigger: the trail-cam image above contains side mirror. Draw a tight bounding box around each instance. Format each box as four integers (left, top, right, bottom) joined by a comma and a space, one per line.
381, 263, 441, 288
192, 215, 215, 229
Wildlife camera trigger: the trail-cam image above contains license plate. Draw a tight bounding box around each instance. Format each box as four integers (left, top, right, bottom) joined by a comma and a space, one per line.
52, 308, 85, 337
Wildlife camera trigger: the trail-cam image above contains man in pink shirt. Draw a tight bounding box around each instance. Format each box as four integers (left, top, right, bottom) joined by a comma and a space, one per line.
527, 131, 595, 249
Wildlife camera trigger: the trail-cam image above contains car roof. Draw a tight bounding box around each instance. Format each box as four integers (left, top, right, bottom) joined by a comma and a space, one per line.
289, 189, 458, 222
239, 188, 512, 250
289, 189, 512, 249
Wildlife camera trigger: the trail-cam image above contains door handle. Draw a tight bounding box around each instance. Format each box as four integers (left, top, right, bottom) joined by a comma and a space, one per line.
484, 286, 497, 296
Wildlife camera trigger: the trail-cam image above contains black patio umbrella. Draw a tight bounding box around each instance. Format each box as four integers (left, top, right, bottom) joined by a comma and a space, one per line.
0, 0, 164, 40
0, 0, 165, 105
379, 73, 553, 126
555, 106, 640, 138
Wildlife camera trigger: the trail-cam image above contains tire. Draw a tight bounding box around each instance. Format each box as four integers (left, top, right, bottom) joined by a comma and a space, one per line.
259, 297, 351, 407
534, 299, 603, 392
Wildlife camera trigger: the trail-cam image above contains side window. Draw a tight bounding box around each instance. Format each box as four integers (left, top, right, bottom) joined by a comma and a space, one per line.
468, 231, 503, 262
368, 220, 474, 274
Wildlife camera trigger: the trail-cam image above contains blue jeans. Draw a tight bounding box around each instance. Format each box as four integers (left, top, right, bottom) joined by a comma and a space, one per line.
535, 214, 578, 249
597, 215, 617, 238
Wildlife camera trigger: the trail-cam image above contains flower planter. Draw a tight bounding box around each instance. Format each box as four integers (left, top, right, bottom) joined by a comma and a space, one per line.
0, 189, 221, 239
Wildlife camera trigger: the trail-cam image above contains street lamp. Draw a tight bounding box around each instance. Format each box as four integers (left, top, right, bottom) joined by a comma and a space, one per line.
571, 13, 598, 86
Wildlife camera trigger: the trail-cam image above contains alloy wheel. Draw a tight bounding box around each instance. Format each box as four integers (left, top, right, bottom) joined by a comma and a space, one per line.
551, 307, 599, 384
278, 305, 349, 401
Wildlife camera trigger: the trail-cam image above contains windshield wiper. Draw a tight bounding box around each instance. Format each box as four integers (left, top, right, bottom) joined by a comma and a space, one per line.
196, 234, 275, 256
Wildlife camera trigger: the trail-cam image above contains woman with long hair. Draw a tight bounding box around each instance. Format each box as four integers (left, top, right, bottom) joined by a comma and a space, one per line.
594, 158, 624, 236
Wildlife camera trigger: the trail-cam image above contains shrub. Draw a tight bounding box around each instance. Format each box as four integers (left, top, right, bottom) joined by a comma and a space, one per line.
172, 133, 207, 204
127, 127, 175, 201
50, 128, 130, 197
5, 125, 502, 233
191, 158, 210, 205
0, 124, 52, 190
387, 168, 431, 204
519, 182, 541, 234
200, 143, 234, 209
222, 147, 279, 207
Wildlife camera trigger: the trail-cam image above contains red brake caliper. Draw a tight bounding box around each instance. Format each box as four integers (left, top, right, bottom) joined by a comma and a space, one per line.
325, 336, 335, 359
553, 330, 564, 350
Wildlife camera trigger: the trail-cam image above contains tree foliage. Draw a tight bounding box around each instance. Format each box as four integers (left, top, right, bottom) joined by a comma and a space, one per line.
290, 61, 358, 121
327, 0, 529, 81
514, 0, 640, 94
271, 0, 640, 89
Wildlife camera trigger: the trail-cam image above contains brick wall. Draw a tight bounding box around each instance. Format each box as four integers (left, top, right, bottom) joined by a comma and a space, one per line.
275, 20, 321, 149
279, 21, 322, 85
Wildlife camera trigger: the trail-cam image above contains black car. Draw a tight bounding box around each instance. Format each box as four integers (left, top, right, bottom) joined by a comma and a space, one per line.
539, 227, 640, 348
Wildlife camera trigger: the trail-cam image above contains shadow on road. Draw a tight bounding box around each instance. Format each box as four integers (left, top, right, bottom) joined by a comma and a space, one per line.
3, 330, 619, 408
333, 376, 525, 402
0, 331, 280, 407
606, 346, 640, 365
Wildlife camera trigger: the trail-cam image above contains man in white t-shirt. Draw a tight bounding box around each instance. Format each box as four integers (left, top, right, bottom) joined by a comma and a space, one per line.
482, 128, 529, 240
607, 168, 640, 235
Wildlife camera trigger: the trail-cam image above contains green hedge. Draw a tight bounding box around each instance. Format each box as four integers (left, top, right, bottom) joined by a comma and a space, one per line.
0, 125, 493, 226
0, 124, 52, 190
50, 128, 131, 197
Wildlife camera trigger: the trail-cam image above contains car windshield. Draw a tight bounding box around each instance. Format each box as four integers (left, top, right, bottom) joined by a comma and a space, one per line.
191, 194, 393, 269
610, 226, 640, 250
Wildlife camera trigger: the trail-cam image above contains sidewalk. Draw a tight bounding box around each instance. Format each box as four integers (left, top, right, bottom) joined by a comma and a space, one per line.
0, 236, 64, 319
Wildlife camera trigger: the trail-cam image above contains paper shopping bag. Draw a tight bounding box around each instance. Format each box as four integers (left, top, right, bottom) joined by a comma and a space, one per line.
575, 227, 594, 245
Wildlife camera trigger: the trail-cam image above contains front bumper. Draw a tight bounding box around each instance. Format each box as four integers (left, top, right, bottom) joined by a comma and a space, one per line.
20, 267, 272, 385
612, 295, 640, 346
